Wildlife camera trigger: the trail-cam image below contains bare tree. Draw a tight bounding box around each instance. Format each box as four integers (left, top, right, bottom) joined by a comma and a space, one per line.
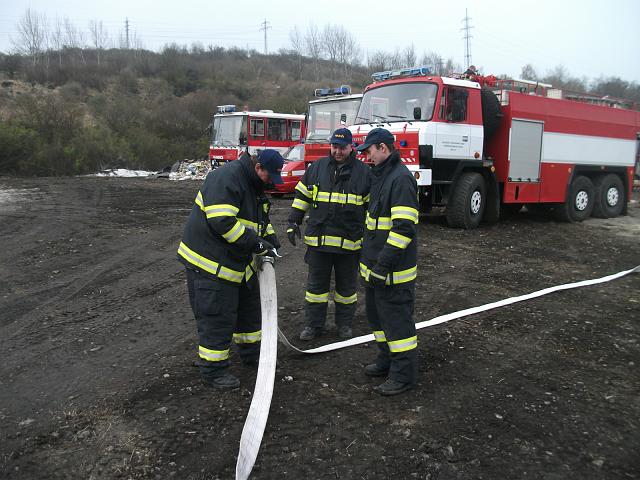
89, 19, 109, 65
304, 24, 323, 81
64, 17, 86, 65
403, 44, 416, 67
520, 64, 537, 81
289, 26, 304, 80
323, 24, 340, 76
49, 17, 65, 67
335, 26, 360, 76
13, 9, 47, 65
421, 51, 444, 74
367, 50, 392, 72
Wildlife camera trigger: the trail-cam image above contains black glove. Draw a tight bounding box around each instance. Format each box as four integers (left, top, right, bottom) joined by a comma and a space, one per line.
368, 263, 389, 287
286, 222, 302, 246
253, 237, 276, 256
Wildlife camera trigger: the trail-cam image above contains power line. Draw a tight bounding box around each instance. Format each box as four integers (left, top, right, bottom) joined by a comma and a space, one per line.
259, 19, 271, 55
460, 8, 473, 69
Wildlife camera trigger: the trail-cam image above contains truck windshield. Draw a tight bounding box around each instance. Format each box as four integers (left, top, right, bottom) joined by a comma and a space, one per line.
212, 116, 246, 146
355, 83, 438, 124
306, 98, 361, 143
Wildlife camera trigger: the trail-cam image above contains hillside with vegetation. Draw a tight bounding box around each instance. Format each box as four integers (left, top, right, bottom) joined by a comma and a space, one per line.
1, 11, 638, 176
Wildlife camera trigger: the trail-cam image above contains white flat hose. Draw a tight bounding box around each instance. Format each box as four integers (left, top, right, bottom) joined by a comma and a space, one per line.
235, 259, 278, 480
279, 265, 640, 354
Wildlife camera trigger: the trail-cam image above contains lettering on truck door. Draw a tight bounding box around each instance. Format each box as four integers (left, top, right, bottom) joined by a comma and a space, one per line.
435, 87, 471, 158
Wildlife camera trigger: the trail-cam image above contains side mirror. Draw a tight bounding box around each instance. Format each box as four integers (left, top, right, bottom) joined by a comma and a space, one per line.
340, 113, 347, 125
413, 107, 422, 120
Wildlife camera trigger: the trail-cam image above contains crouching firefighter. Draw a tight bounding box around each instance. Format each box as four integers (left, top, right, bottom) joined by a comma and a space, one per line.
357, 128, 419, 396
177, 149, 284, 389
287, 128, 372, 341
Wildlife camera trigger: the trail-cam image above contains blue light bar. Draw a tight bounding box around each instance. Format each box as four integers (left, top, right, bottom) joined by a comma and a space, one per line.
314, 85, 352, 97
217, 104, 236, 113
371, 66, 433, 82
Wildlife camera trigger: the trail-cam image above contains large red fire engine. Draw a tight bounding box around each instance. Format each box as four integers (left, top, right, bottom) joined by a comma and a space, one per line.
274, 87, 363, 193
209, 105, 305, 164
349, 67, 640, 228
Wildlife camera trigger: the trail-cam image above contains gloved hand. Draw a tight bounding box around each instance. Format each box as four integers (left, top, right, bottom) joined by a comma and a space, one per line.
286, 222, 302, 246
253, 237, 276, 256
368, 263, 389, 287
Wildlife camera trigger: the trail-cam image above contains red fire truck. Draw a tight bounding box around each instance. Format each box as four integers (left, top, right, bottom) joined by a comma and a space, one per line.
349, 67, 640, 228
209, 105, 305, 164
274, 87, 362, 193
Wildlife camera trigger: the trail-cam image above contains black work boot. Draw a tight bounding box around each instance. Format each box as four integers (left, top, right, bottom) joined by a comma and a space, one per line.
373, 379, 414, 396
364, 363, 389, 377
337, 326, 353, 339
300, 326, 322, 341
203, 372, 240, 390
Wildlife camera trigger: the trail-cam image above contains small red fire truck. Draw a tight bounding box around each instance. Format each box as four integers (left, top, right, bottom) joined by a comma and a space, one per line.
274, 87, 362, 193
349, 67, 640, 228
209, 105, 305, 164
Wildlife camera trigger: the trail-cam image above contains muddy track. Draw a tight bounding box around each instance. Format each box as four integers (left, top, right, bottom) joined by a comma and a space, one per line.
0, 176, 638, 479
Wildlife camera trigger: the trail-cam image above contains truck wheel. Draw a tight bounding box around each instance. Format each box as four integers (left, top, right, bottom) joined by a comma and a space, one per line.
554, 175, 594, 222
592, 173, 624, 218
446, 172, 486, 229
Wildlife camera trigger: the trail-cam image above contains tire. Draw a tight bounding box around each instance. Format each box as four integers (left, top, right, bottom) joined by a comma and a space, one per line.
446, 172, 486, 229
553, 175, 595, 222
480, 88, 501, 140
592, 173, 625, 218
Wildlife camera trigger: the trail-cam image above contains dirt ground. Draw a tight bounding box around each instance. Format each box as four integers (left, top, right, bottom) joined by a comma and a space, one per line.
1, 176, 638, 480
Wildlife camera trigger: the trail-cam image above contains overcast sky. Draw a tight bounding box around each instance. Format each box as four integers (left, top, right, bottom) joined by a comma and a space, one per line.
1, 0, 639, 83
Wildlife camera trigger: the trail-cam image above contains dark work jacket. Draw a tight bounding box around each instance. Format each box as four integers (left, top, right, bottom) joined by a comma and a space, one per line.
360, 151, 419, 286
288, 152, 371, 254
177, 153, 280, 285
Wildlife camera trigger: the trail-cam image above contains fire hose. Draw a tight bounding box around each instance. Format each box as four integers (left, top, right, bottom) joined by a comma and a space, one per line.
235, 263, 638, 479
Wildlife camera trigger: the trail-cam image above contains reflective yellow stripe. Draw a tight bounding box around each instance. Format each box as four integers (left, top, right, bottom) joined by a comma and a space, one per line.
334, 291, 357, 304
222, 221, 246, 243
178, 242, 220, 276
303, 235, 362, 251
264, 224, 275, 236
373, 330, 386, 342
199, 345, 230, 362
388, 335, 418, 353
233, 330, 262, 344
292, 198, 310, 212
204, 203, 240, 218
391, 206, 419, 224
369, 269, 387, 281
366, 212, 392, 230
387, 231, 412, 249
178, 242, 246, 283
244, 259, 256, 282
363, 193, 370, 203
305, 291, 329, 303
238, 218, 258, 231
359, 262, 417, 285
313, 190, 365, 206
295, 182, 312, 198
195, 191, 204, 209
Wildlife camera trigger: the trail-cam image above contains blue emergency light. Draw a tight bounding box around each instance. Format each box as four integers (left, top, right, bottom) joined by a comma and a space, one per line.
371, 66, 433, 82
217, 104, 236, 113
314, 85, 351, 97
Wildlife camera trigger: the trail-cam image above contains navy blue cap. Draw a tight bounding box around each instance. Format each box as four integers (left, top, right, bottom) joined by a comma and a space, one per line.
329, 128, 352, 146
258, 149, 284, 184
355, 128, 395, 151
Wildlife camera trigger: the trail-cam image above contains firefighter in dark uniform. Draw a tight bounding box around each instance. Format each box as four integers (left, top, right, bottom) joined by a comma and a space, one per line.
178, 149, 284, 389
287, 128, 371, 340
356, 128, 419, 396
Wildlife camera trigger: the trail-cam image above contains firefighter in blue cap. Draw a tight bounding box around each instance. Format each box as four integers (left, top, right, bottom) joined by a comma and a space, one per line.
287, 128, 371, 341
356, 128, 419, 396
178, 149, 284, 389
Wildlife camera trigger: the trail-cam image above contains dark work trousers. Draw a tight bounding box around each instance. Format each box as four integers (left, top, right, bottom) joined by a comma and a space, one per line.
186, 267, 261, 379
365, 284, 417, 385
304, 249, 359, 329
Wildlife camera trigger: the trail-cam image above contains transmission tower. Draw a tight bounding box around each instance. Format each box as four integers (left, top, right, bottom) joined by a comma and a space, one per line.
125, 17, 130, 49
460, 8, 474, 69
259, 19, 271, 55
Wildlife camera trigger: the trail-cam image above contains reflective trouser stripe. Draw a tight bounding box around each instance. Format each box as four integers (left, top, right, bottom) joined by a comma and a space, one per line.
359, 262, 417, 285
305, 291, 329, 303
198, 345, 230, 362
388, 335, 418, 353
303, 235, 362, 251
292, 198, 310, 212
373, 330, 387, 342
334, 292, 357, 304
233, 330, 262, 344
387, 231, 412, 249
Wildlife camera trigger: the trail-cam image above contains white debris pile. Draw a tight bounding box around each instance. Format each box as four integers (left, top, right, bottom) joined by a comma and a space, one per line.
93, 168, 155, 177
169, 159, 211, 181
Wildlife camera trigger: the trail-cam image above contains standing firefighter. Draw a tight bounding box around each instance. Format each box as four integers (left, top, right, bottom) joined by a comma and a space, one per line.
287, 128, 371, 340
356, 128, 419, 396
178, 150, 284, 389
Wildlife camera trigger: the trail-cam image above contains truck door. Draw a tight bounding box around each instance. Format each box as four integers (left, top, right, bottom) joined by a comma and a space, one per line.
435, 87, 471, 159
508, 119, 543, 183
